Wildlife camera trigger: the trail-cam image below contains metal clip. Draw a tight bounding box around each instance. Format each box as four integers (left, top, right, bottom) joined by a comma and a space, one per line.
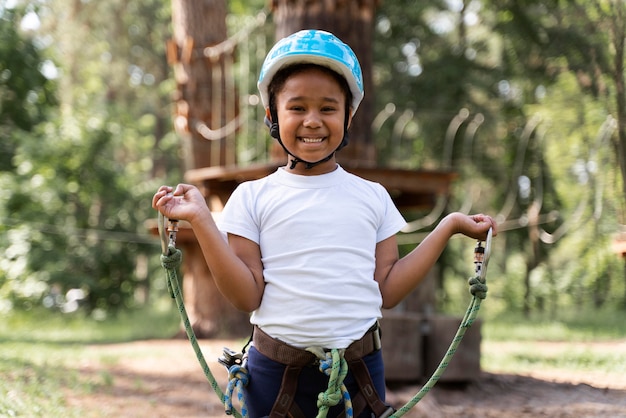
167, 219, 179, 249
158, 211, 179, 256
218, 347, 244, 371
473, 227, 492, 281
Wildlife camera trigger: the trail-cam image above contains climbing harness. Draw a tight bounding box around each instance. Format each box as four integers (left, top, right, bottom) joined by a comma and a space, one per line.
157, 210, 492, 417
251, 324, 392, 418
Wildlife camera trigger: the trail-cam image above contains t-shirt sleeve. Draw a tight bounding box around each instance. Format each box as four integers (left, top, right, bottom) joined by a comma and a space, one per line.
217, 183, 260, 244
376, 184, 407, 242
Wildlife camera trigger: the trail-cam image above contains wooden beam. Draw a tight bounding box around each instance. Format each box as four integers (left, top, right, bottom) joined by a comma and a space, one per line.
185, 162, 456, 211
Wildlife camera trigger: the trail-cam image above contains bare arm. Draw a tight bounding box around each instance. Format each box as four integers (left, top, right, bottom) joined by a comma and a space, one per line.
153, 184, 264, 312
375, 212, 496, 309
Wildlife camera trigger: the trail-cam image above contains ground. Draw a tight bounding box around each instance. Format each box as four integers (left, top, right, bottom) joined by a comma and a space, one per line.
65, 339, 626, 418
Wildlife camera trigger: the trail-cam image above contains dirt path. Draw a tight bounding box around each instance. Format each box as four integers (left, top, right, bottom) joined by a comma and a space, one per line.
65, 340, 626, 418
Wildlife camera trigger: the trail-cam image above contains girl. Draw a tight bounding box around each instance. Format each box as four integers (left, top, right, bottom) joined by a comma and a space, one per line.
153, 29, 497, 417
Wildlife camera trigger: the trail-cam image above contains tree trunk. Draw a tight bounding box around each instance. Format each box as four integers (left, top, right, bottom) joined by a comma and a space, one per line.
170, 0, 249, 338
270, 0, 380, 166
171, 0, 233, 170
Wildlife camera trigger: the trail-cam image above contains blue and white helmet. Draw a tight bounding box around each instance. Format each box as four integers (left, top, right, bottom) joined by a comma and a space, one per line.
257, 29, 364, 116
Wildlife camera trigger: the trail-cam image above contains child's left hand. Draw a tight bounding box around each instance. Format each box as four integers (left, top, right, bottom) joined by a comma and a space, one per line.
449, 212, 497, 240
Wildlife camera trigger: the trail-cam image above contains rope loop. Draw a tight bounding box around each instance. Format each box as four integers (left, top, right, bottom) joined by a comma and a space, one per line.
161, 247, 183, 298
160, 246, 182, 270
225, 364, 250, 416
307, 348, 353, 418
468, 275, 488, 299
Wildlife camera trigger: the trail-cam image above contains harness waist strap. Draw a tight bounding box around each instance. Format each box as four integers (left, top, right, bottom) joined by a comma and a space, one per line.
253, 323, 381, 366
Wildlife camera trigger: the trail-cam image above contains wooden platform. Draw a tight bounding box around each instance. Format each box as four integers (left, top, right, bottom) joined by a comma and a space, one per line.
184, 161, 457, 212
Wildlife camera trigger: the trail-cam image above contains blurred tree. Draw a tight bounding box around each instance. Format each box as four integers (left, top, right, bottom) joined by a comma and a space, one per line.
0, 0, 179, 314
0, 5, 56, 171
1, 0, 623, 318
373, 0, 623, 314
486, 0, 625, 309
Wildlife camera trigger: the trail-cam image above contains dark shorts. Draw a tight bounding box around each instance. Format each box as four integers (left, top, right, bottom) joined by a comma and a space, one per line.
243, 345, 386, 417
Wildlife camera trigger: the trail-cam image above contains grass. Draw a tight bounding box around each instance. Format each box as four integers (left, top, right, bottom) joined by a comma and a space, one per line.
0, 305, 624, 416
480, 309, 626, 379
0, 302, 180, 344
482, 309, 626, 342
0, 304, 180, 417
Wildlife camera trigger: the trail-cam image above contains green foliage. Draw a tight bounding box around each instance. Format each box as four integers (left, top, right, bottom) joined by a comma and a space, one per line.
229, 0, 266, 15
481, 311, 626, 380
481, 304, 626, 376
0, 0, 623, 318
0, 352, 85, 417
482, 339, 626, 377
1, 304, 180, 343
0, 5, 57, 171
0, 0, 180, 314
393, 0, 626, 315
483, 309, 626, 342
2, 118, 164, 312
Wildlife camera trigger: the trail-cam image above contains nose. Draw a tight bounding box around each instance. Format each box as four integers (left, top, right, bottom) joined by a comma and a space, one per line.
303, 111, 322, 128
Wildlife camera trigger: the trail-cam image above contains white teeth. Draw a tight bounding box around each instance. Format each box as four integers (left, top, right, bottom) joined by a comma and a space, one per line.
301, 137, 324, 143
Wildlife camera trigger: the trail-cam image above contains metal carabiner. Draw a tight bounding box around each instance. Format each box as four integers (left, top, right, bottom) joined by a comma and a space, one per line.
473, 227, 492, 282
158, 211, 179, 256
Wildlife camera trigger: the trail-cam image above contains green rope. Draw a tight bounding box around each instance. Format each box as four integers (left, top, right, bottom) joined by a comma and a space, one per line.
306, 348, 354, 418
160, 246, 245, 418
158, 210, 492, 418
390, 270, 488, 417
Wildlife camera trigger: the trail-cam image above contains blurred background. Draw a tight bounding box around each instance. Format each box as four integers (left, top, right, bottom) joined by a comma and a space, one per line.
1, 0, 625, 416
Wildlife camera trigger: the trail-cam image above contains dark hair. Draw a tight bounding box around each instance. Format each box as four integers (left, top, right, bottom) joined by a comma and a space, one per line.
268, 63, 353, 116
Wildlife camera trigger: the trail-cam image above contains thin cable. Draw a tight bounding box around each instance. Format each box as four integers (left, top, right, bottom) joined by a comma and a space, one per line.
1, 217, 157, 245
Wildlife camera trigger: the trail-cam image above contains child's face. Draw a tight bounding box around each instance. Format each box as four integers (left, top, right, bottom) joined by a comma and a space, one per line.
272, 67, 351, 175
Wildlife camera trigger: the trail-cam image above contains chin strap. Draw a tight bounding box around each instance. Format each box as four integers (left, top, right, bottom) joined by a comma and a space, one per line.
288, 152, 336, 170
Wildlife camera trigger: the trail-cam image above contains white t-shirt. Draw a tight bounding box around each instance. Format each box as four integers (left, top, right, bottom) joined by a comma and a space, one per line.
218, 165, 406, 348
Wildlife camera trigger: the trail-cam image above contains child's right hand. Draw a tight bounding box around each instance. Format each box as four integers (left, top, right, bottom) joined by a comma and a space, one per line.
152, 184, 209, 225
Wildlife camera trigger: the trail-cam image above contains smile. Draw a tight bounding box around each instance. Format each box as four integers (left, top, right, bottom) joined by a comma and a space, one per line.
300, 137, 324, 143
